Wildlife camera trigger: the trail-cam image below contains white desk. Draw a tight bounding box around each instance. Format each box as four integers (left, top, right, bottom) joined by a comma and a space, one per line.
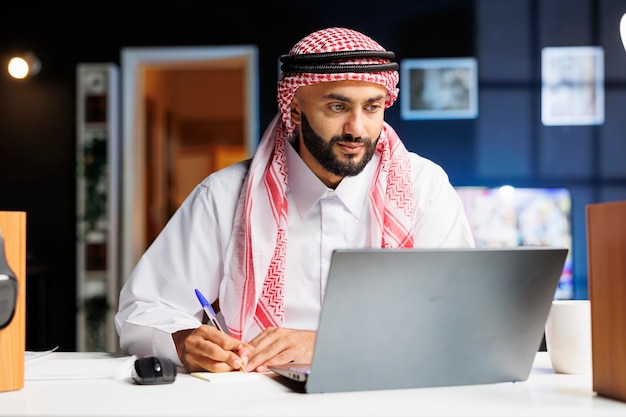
1, 352, 625, 416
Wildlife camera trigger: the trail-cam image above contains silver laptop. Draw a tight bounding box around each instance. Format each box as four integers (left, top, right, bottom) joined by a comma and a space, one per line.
269, 246, 568, 393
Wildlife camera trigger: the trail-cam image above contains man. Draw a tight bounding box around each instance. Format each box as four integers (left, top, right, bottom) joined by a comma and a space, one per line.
115, 27, 475, 374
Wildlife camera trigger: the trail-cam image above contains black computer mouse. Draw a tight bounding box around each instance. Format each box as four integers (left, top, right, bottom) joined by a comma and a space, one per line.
132, 356, 177, 385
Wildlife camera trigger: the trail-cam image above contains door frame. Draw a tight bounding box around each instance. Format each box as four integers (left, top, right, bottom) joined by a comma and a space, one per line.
120, 46, 258, 283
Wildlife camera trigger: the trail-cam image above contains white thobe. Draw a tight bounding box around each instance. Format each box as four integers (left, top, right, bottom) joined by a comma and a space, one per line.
115, 140, 475, 366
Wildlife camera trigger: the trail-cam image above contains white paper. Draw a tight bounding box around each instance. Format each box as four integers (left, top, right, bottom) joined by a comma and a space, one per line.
25, 355, 135, 381
24, 346, 59, 365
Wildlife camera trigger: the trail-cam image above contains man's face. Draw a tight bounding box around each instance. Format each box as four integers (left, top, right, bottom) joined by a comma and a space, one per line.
300, 111, 376, 178
291, 80, 387, 187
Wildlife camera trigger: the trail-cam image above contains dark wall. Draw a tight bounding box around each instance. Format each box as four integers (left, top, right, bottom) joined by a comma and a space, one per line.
1, 0, 625, 351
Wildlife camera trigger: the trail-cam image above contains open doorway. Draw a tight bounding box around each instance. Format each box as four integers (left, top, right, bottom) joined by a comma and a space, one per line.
120, 46, 259, 284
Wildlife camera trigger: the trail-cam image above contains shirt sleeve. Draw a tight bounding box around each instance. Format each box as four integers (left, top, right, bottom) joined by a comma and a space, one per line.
114, 161, 248, 366
409, 154, 476, 248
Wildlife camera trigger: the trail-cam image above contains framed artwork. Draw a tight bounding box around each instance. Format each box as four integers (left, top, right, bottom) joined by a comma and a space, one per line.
400, 57, 478, 120
541, 46, 604, 126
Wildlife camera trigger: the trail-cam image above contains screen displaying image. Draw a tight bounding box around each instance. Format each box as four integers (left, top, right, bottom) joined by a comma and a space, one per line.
456, 185, 573, 300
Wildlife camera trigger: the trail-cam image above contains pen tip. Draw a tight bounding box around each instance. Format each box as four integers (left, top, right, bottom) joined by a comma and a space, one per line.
194, 288, 208, 305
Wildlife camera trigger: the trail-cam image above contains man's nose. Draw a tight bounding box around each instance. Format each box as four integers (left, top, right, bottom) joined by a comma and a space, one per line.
342, 111, 367, 138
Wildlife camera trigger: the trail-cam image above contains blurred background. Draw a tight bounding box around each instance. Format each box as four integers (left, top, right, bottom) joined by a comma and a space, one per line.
1, 0, 625, 353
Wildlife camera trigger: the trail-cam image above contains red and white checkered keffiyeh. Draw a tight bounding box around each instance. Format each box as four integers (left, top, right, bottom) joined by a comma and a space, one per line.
221, 28, 413, 340
277, 27, 400, 136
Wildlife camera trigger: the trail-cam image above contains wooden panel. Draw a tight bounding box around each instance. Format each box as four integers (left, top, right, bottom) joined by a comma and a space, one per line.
587, 201, 626, 402
0, 211, 26, 392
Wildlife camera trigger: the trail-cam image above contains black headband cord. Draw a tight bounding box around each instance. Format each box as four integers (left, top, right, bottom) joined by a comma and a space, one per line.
280, 50, 398, 74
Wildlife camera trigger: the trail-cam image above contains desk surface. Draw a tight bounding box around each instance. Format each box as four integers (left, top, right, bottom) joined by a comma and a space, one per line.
1, 352, 625, 416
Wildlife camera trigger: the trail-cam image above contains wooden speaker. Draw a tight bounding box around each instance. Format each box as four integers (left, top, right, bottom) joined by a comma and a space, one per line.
0, 211, 26, 392
587, 201, 626, 402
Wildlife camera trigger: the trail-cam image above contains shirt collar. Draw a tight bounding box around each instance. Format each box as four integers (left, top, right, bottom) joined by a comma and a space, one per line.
286, 138, 377, 219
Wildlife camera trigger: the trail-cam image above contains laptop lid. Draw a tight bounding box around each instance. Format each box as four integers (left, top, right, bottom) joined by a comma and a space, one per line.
270, 246, 567, 393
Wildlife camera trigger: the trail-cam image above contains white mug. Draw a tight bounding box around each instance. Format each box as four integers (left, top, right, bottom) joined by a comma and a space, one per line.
544, 299, 592, 374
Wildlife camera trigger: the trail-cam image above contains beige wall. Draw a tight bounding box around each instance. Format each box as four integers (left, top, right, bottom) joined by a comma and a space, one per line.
144, 67, 247, 242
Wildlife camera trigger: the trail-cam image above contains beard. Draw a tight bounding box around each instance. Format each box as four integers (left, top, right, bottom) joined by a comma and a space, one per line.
300, 112, 377, 177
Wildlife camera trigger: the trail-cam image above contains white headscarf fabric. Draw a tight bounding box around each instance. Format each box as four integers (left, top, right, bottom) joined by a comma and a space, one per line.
221, 28, 413, 340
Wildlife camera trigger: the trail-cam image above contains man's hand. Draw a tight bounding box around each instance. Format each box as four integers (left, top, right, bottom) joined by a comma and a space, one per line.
241, 327, 316, 373
173, 325, 251, 373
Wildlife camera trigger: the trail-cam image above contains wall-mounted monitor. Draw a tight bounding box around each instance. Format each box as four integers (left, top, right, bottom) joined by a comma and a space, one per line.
455, 185, 573, 300
400, 57, 478, 120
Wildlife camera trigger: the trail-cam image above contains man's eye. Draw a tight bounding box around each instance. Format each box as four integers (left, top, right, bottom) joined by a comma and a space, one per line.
329, 104, 345, 112
365, 104, 382, 112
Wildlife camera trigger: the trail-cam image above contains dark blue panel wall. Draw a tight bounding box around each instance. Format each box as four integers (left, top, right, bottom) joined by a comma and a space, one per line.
476, 90, 533, 178
476, 0, 534, 81
474, 0, 626, 300
1, 0, 625, 350
601, 90, 626, 177
539, 126, 595, 178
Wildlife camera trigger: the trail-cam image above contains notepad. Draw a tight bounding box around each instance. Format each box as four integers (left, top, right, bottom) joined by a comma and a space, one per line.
191, 371, 266, 383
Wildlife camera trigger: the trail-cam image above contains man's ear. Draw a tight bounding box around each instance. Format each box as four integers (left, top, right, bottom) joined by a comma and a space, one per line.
290, 100, 302, 125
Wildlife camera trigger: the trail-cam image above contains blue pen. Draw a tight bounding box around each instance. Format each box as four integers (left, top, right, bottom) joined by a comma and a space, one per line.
194, 288, 225, 332
194, 288, 246, 372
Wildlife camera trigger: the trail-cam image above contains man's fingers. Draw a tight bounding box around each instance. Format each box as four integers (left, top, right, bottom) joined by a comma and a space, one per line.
182, 325, 248, 372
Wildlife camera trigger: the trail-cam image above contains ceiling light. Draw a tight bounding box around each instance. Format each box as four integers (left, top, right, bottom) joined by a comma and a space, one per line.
7, 52, 41, 79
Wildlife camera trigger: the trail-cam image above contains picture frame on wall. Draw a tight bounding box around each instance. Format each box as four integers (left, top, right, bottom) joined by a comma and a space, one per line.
400, 57, 478, 120
541, 46, 604, 126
